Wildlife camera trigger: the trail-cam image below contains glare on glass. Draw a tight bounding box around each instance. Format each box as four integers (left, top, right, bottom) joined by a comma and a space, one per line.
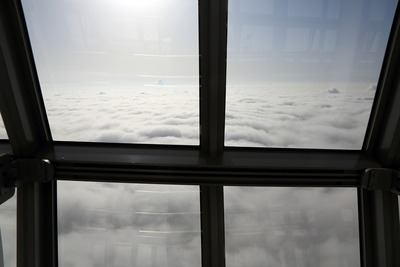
0, 115, 7, 139
0, 192, 17, 267
225, 0, 398, 149
57, 181, 201, 267
224, 187, 360, 267
21, 0, 199, 145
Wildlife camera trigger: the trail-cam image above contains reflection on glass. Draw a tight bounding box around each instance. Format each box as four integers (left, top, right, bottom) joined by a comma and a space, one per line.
226, 0, 397, 149
21, 0, 199, 145
0, 192, 17, 266
57, 181, 201, 267
224, 187, 360, 267
0, 115, 7, 139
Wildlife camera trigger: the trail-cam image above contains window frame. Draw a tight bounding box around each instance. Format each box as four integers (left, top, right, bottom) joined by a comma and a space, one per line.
0, 0, 400, 266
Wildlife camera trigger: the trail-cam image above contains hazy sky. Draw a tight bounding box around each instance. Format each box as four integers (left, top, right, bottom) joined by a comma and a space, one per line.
227, 0, 397, 84
21, 0, 199, 86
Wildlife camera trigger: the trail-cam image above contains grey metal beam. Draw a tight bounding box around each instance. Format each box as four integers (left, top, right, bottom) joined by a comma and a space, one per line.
53, 164, 361, 187
359, 189, 400, 267
363, 2, 400, 166
38, 144, 381, 171
198, 0, 228, 265
199, 0, 228, 158
200, 186, 225, 267
0, 143, 12, 155
0, 1, 55, 267
33, 144, 383, 186
359, 4, 400, 266
0, 0, 51, 154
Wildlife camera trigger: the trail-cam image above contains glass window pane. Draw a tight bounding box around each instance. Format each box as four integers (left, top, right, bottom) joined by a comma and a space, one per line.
21, 0, 199, 145
0, 115, 7, 139
57, 181, 201, 267
0, 192, 17, 266
224, 187, 360, 267
226, 0, 397, 149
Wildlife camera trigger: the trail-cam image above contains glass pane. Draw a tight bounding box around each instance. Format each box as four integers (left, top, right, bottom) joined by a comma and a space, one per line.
226, 0, 397, 149
57, 181, 201, 267
21, 0, 199, 145
224, 187, 360, 267
0, 115, 7, 139
0, 192, 17, 266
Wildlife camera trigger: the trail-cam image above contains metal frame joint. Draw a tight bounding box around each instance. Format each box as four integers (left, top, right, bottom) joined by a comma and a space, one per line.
1, 153, 54, 188
361, 168, 400, 194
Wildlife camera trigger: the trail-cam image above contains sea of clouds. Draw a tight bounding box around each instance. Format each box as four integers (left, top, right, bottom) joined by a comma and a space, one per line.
57, 182, 202, 267
43, 84, 199, 145
0, 183, 362, 267
54, 182, 359, 267
42, 82, 376, 150
0, 82, 375, 266
225, 83, 376, 149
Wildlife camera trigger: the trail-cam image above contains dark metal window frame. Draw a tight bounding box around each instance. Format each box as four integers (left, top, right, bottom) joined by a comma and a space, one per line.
0, 0, 400, 266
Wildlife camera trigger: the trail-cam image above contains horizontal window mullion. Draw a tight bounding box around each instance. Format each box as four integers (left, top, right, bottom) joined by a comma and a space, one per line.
38, 144, 381, 171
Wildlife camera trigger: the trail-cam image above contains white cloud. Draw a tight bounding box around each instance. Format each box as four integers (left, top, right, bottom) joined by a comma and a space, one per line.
225, 83, 376, 149
0, 83, 373, 266
57, 182, 201, 267
224, 187, 360, 267
41, 81, 377, 149
54, 182, 362, 267
44, 86, 199, 145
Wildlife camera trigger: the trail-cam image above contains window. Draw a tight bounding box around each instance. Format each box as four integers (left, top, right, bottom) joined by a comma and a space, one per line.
225, 0, 397, 149
57, 182, 201, 267
21, 0, 199, 145
0, 0, 400, 267
225, 187, 360, 266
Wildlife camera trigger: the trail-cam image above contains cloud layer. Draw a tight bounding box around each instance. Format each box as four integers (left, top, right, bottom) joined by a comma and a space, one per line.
225, 83, 375, 149
55, 182, 361, 267
224, 187, 360, 267
57, 182, 201, 267
44, 86, 199, 145
42, 82, 375, 150
0, 182, 362, 267
0, 83, 374, 266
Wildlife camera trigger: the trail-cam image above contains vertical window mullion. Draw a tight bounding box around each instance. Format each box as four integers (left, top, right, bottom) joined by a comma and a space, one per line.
198, 0, 228, 265
199, 0, 228, 157
359, 188, 400, 267
200, 185, 225, 267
